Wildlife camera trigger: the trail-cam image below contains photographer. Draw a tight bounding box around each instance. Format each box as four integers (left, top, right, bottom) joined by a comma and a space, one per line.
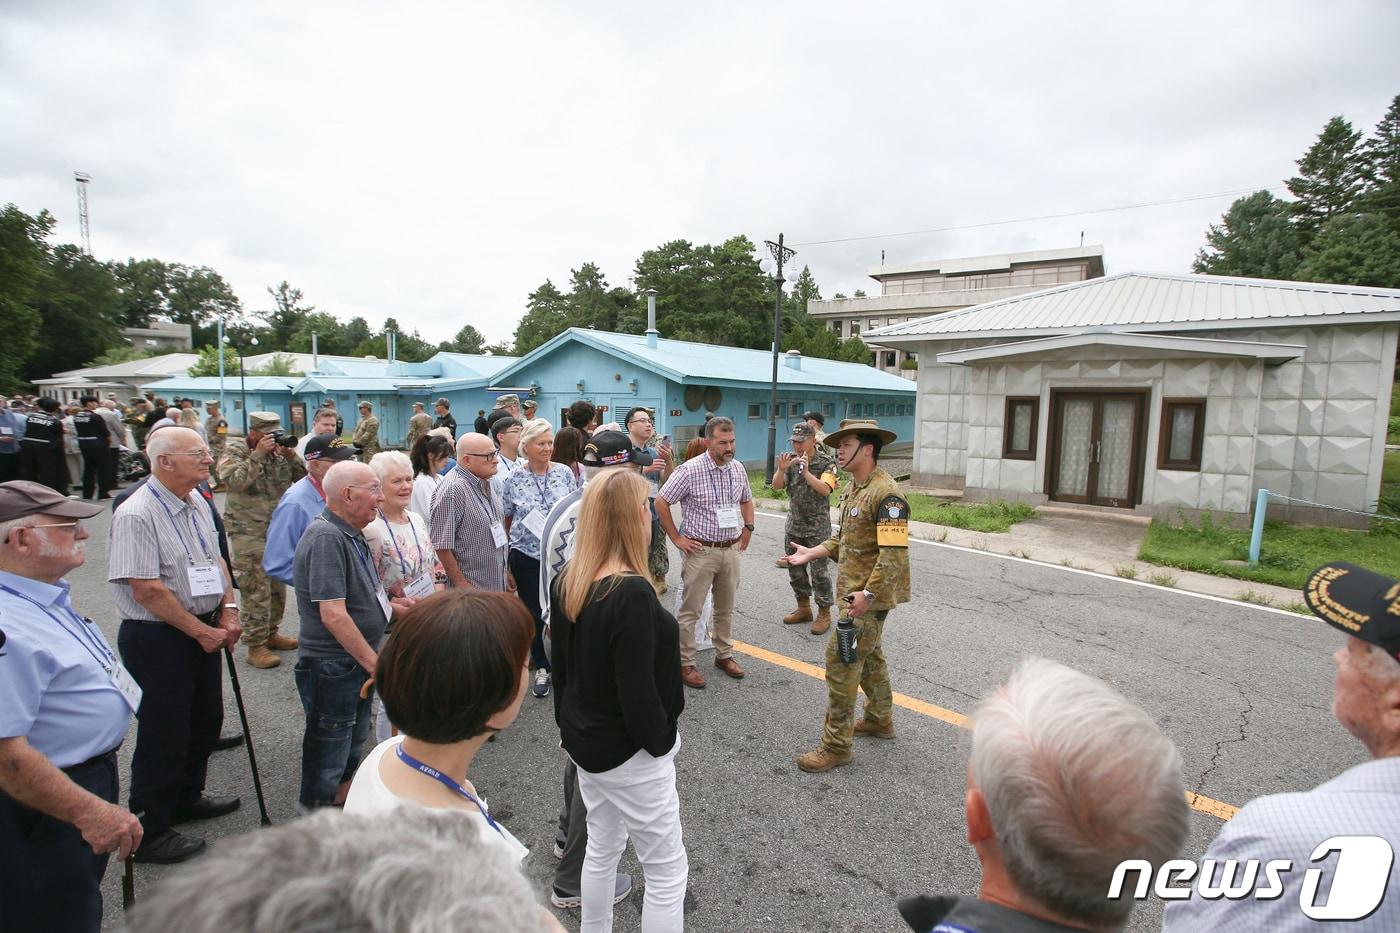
772, 422, 838, 633
218, 412, 306, 669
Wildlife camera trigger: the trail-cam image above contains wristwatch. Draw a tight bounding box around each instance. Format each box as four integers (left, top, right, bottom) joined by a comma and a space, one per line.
742, 522, 755, 532
223, 603, 240, 612
860, 589, 875, 602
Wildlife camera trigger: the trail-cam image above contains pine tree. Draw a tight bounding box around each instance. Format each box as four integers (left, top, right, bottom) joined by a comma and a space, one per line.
1286, 116, 1369, 239
1360, 94, 1400, 232
1192, 191, 1302, 280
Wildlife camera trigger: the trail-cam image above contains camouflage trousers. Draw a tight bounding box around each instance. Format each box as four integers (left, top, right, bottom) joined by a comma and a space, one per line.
648, 499, 670, 582
821, 610, 891, 755
208, 442, 225, 486
785, 530, 833, 607
231, 534, 287, 646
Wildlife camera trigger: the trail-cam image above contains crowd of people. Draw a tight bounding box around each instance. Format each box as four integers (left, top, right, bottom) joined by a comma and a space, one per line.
1, 386, 1398, 932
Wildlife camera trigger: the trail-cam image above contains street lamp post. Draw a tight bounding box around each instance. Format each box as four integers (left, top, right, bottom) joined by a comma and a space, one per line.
759, 234, 798, 479
222, 334, 259, 434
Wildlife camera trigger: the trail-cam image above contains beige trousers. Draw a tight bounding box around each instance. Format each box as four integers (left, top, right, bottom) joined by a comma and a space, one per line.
676, 544, 739, 665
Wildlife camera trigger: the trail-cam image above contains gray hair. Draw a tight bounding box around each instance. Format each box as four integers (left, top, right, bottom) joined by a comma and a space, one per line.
123, 807, 551, 932
518, 418, 552, 448
704, 415, 734, 438
969, 657, 1188, 928
145, 427, 200, 461
0, 516, 36, 543
322, 460, 373, 501
164, 407, 180, 420
369, 450, 412, 482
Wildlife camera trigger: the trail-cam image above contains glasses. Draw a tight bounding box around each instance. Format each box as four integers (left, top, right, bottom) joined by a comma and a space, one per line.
164, 450, 212, 459
462, 451, 499, 460
628, 418, 653, 426
345, 483, 384, 495
29, 520, 83, 533
497, 428, 522, 436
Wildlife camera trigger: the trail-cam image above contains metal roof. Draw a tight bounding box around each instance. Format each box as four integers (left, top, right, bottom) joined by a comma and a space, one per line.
139, 375, 299, 392
866, 272, 1400, 344
935, 333, 1305, 366
870, 244, 1105, 279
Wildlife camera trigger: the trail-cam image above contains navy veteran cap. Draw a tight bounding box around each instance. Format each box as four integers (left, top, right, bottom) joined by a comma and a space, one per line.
1303, 562, 1400, 660
581, 430, 654, 468
304, 434, 359, 462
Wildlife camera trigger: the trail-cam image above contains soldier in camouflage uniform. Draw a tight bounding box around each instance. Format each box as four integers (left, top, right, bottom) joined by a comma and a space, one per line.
772, 422, 839, 633
205, 399, 229, 488
787, 418, 911, 773
219, 411, 307, 669
405, 401, 432, 452
353, 401, 380, 462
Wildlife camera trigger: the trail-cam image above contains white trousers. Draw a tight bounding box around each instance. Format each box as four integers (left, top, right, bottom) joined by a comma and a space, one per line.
576, 735, 687, 933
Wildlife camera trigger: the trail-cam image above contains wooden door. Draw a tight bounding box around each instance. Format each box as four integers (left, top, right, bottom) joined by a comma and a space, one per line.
1047, 391, 1147, 509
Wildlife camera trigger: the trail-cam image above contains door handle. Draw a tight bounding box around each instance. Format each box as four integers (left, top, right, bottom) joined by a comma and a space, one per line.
1091, 441, 1100, 463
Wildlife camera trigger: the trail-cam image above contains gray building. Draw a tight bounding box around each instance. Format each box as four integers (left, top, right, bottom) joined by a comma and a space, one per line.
807, 246, 1106, 380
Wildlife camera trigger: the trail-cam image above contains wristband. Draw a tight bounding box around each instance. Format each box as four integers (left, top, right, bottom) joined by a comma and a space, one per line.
223, 603, 240, 611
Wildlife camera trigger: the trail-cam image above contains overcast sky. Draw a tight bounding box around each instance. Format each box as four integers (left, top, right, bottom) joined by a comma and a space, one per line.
3, 1, 1398, 345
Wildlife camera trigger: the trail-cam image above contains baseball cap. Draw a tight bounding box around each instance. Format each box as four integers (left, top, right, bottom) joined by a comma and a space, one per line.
248, 411, 281, 432
790, 423, 816, 439
304, 434, 359, 462
581, 430, 654, 468
0, 480, 105, 523
1303, 562, 1400, 661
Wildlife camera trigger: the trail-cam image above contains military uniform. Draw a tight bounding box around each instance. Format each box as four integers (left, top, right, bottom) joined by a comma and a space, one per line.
405, 409, 432, 451
205, 408, 229, 486
218, 413, 307, 664
784, 446, 838, 610
353, 409, 379, 462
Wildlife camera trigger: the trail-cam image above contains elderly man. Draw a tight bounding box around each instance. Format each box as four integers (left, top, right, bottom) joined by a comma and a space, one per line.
353, 401, 380, 462
0, 483, 141, 932
899, 657, 1189, 933
405, 401, 432, 451
293, 461, 411, 811
1163, 561, 1400, 931
264, 434, 359, 585
431, 432, 511, 591
219, 412, 307, 668
108, 427, 242, 863
656, 415, 754, 689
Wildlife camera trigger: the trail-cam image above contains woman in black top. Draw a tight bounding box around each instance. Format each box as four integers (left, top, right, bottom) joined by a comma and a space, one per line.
551, 468, 686, 933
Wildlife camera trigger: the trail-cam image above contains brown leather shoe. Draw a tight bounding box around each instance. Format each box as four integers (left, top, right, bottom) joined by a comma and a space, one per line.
782, 598, 812, 625
681, 665, 706, 689
265, 633, 300, 651
246, 645, 280, 669
810, 606, 832, 635
714, 656, 744, 679
853, 718, 895, 739
797, 747, 851, 773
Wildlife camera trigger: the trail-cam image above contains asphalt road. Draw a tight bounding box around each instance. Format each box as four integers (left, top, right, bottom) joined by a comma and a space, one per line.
73, 496, 1362, 932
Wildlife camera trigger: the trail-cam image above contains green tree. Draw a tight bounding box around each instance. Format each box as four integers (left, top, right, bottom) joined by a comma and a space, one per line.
258, 281, 315, 349
1360, 94, 1400, 231
512, 280, 571, 354
186, 345, 244, 377
251, 352, 304, 376
836, 335, 875, 364
286, 311, 349, 356
343, 316, 372, 350
0, 205, 52, 390
27, 244, 123, 380
1296, 212, 1400, 288
440, 323, 486, 354
1287, 115, 1369, 238
107, 258, 171, 328
1192, 190, 1303, 279
798, 323, 844, 360
632, 236, 772, 348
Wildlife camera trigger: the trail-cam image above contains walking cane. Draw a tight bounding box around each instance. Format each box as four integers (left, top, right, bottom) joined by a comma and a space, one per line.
223, 646, 272, 825
122, 855, 135, 909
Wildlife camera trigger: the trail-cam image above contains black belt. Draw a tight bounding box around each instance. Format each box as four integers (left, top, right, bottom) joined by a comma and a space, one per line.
62, 747, 119, 774
124, 607, 222, 627
692, 538, 740, 548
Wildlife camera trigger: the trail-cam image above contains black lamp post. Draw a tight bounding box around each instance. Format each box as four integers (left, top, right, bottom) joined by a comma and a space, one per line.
222, 334, 259, 434
760, 234, 797, 478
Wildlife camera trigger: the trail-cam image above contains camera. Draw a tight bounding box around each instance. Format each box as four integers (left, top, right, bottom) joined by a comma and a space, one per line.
270, 430, 298, 448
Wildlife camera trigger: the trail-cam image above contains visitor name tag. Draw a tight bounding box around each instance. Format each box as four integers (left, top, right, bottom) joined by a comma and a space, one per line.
521, 508, 547, 539
111, 661, 143, 713
377, 588, 393, 621
403, 572, 435, 599
490, 521, 508, 548
186, 564, 223, 597
0, 427, 12, 438
715, 506, 740, 529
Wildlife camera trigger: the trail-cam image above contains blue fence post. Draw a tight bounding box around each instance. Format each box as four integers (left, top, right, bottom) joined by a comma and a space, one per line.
1248, 488, 1269, 566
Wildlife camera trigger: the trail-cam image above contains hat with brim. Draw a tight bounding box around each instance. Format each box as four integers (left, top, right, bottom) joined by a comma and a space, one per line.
1304, 562, 1400, 661
304, 434, 359, 462
822, 418, 897, 448
0, 480, 105, 522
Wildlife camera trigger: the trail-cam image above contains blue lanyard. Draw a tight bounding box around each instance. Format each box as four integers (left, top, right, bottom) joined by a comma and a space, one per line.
0, 584, 115, 673
394, 743, 503, 835
707, 459, 734, 502
148, 483, 213, 565
379, 512, 422, 580
470, 480, 498, 523
529, 467, 550, 500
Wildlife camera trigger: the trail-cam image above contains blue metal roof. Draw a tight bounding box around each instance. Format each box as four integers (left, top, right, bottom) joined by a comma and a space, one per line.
140, 375, 299, 392
430, 353, 520, 379
491, 328, 915, 394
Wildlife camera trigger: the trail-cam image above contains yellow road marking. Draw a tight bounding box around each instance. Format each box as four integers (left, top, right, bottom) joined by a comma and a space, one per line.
730, 638, 1239, 821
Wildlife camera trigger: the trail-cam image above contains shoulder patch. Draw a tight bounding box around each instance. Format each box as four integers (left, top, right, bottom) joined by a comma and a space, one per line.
875, 493, 909, 547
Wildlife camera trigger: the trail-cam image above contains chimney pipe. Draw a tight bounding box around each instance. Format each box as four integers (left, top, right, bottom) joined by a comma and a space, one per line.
644, 289, 659, 349
311, 332, 319, 371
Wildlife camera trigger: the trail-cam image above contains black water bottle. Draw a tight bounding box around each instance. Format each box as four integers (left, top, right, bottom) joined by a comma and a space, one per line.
836, 618, 857, 664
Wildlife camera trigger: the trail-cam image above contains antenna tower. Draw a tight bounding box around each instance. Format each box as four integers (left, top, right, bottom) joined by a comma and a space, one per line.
73, 172, 92, 256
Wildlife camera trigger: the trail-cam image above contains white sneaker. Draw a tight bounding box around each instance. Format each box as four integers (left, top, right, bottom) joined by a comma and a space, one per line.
532, 668, 551, 698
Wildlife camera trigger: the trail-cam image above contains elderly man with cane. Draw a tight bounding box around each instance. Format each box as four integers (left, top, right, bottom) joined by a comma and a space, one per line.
0, 482, 142, 932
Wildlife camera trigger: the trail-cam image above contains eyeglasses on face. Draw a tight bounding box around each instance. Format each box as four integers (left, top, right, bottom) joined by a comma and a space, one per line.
462, 451, 499, 460
345, 483, 384, 495
164, 449, 211, 459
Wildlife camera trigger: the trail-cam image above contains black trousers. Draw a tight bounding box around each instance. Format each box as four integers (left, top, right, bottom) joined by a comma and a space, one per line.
553, 758, 589, 895
118, 620, 224, 838
508, 549, 548, 671
79, 441, 109, 499
19, 443, 67, 494
0, 750, 118, 933
102, 446, 119, 493
0, 450, 18, 483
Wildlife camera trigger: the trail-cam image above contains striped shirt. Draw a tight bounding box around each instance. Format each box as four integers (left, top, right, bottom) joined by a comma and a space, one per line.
430, 465, 508, 590
657, 452, 752, 543
109, 475, 227, 620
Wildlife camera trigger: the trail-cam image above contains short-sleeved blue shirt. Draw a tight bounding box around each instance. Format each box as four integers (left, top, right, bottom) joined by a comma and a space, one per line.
0, 570, 132, 768
501, 463, 577, 559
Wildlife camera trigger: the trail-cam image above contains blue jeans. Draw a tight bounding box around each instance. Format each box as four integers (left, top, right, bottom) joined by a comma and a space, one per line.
294, 655, 373, 810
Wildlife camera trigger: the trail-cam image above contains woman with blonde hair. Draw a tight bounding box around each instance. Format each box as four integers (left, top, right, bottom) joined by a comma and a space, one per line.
178, 406, 207, 443
551, 468, 686, 933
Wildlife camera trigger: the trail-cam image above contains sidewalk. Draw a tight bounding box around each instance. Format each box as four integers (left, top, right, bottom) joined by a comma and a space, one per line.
753, 499, 1305, 612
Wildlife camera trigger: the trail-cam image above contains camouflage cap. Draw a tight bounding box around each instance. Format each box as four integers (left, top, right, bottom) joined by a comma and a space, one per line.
248, 411, 281, 432
790, 422, 816, 439
495, 393, 520, 408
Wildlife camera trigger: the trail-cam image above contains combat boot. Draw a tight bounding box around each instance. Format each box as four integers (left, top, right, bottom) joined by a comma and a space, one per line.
782, 597, 812, 625
853, 717, 895, 739
266, 633, 300, 651
797, 747, 851, 773
246, 645, 280, 669
810, 605, 832, 635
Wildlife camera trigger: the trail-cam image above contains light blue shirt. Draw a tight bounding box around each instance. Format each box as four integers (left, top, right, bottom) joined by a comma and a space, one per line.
264, 475, 328, 585
1163, 757, 1400, 932
500, 463, 577, 559
0, 407, 24, 454
0, 570, 132, 768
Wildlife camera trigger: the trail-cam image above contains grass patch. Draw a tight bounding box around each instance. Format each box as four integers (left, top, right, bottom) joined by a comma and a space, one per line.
1146, 569, 1180, 587
747, 470, 1036, 534
1114, 564, 1139, 579
1139, 511, 1400, 590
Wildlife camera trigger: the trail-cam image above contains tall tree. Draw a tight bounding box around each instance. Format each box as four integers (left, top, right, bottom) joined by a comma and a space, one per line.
512, 280, 571, 354
1296, 212, 1400, 288
632, 236, 772, 348
28, 244, 123, 380
1360, 94, 1400, 231
1192, 190, 1303, 280
258, 281, 315, 349
0, 205, 50, 391
441, 323, 486, 354
1286, 115, 1369, 238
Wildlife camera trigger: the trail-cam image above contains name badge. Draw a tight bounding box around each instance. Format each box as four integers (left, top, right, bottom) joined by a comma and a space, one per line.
521, 508, 547, 539
377, 588, 393, 622
186, 564, 223, 597
111, 661, 144, 713
403, 572, 435, 599
715, 506, 740, 529
490, 521, 508, 548
0, 427, 13, 438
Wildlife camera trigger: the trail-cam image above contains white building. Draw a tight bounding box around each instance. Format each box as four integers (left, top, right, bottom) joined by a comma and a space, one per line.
868, 272, 1400, 527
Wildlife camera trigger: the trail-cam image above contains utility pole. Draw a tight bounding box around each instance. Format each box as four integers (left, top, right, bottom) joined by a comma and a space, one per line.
761, 234, 797, 478
73, 172, 92, 256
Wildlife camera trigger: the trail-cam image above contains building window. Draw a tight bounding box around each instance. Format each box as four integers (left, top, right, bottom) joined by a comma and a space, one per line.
882, 351, 897, 368
830, 320, 843, 335
747, 403, 763, 420
1003, 397, 1040, 460
850, 322, 861, 337
823, 401, 835, 417
1158, 399, 1205, 470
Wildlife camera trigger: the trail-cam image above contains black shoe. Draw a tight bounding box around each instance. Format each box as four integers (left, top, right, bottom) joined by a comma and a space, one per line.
213, 731, 245, 751
172, 794, 241, 824
133, 829, 206, 864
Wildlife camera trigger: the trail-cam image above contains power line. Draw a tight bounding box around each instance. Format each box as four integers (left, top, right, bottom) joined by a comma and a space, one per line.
792, 184, 1287, 248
